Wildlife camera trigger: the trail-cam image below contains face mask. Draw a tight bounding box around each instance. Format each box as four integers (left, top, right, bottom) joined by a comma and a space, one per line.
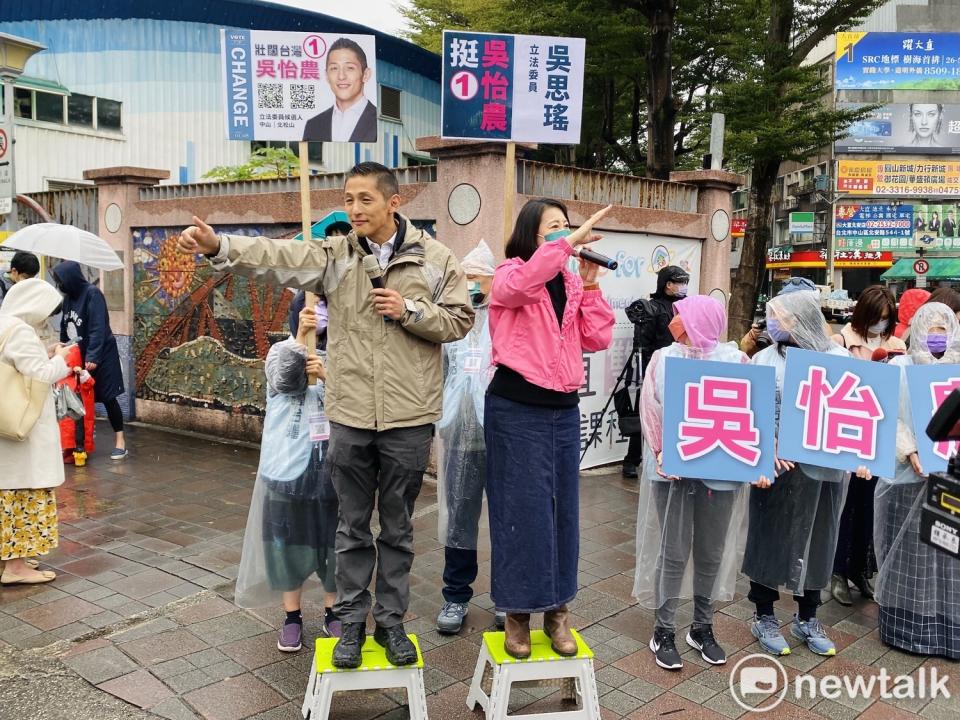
926, 333, 948, 354
766, 316, 792, 343
868, 319, 889, 335
540, 228, 571, 243
315, 300, 329, 334
467, 280, 482, 295
673, 283, 688, 298
668, 314, 686, 342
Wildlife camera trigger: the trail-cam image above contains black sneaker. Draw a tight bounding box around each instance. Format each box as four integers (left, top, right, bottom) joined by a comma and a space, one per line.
649, 627, 683, 670
332, 622, 366, 669
622, 463, 639, 479
374, 623, 418, 666
686, 625, 726, 665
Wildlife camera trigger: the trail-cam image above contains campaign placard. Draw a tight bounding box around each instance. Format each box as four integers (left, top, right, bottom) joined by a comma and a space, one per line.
661, 358, 776, 483
221, 29, 377, 143
441, 30, 585, 144
906, 364, 960, 474
779, 348, 900, 477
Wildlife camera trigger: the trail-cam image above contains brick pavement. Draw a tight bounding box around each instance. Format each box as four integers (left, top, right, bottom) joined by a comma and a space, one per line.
0, 422, 956, 719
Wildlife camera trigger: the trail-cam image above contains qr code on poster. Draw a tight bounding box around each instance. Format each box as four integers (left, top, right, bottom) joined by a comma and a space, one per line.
257, 83, 283, 109
290, 84, 316, 110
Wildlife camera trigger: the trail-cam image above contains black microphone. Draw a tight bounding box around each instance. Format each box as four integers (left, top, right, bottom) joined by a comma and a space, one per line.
576, 247, 619, 270
362, 254, 384, 289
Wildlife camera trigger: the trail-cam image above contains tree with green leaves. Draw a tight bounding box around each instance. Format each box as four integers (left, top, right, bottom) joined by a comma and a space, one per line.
720, 0, 885, 340
203, 146, 300, 182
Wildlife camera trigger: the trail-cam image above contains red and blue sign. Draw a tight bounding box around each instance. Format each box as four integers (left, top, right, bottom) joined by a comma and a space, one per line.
441, 30, 585, 145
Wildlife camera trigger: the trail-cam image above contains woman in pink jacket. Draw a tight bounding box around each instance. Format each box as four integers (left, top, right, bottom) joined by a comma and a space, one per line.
485, 198, 615, 659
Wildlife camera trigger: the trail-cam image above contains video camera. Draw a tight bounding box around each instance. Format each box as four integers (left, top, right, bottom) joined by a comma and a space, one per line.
921, 388, 960, 558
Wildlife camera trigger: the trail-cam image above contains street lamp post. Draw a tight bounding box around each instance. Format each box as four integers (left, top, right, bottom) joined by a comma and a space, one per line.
0, 32, 46, 233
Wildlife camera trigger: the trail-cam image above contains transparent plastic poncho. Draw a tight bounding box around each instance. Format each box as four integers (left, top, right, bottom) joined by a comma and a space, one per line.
741, 290, 850, 594
874, 303, 960, 658
632, 338, 751, 612
436, 306, 492, 550
235, 339, 338, 609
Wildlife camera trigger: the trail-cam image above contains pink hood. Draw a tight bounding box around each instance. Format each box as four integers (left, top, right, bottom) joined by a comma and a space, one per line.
674, 295, 726, 352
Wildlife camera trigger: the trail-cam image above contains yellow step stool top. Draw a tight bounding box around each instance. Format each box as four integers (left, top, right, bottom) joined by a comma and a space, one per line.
483, 629, 593, 664
313, 635, 424, 673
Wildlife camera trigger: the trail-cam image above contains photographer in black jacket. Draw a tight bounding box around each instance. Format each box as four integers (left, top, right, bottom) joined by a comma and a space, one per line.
621, 265, 689, 478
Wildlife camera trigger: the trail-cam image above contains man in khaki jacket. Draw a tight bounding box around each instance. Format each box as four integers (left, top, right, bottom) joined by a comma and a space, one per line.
180, 162, 474, 668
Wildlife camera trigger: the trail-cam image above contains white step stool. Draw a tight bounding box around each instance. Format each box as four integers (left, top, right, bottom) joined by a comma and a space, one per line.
301, 634, 428, 720
466, 629, 601, 720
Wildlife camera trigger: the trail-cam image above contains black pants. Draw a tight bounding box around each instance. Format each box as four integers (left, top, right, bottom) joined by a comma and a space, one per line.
833, 475, 876, 578
328, 422, 433, 627
624, 434, 643, 466
748, 581, 821, 621
442, 546, 478, 604
104, 397, 124, 433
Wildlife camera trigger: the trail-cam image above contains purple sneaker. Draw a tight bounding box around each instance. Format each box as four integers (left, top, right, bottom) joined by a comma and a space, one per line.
278, 622, 303, 652
324, 611, 343, 638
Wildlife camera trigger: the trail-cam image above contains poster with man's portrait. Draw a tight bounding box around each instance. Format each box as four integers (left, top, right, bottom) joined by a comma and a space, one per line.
221, 29, 378, 143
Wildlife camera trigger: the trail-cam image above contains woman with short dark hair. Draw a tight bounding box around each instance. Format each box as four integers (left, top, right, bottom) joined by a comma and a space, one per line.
485, 198, 615, 658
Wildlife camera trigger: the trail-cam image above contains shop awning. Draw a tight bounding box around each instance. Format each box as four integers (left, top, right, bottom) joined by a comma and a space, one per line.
882, 258, 960, 280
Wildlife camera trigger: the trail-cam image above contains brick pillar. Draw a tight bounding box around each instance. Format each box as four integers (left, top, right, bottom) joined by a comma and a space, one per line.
83, 166, 170, 419
670, 169, 745, 309
416, 137, 535, 261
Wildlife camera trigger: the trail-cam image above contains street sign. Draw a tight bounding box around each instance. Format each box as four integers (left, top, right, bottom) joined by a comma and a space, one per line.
789, 211, 815, 234
915, 258, 930, 275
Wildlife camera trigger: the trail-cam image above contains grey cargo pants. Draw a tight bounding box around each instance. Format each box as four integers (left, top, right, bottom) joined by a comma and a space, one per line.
329, 421, 434, 627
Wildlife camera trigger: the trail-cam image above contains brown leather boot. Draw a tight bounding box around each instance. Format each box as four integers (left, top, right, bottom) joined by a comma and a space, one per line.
504, 613, 531, 659
543, 605, 577, 656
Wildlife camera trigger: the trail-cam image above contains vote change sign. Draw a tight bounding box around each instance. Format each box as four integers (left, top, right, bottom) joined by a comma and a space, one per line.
441, 30, 585, 144
661, 358, 776, 483
906, 364, 960, 474
778, 348, 900, 478
221, 29, 378, 143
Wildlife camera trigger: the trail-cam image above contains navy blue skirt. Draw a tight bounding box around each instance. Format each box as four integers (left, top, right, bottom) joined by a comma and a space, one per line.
484, 393, 580, 613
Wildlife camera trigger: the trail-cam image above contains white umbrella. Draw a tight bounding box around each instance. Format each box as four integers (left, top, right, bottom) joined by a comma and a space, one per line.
3, 223, 124, 271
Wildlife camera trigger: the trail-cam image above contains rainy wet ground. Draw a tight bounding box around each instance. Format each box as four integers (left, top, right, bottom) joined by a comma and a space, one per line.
0, 422, 956, 720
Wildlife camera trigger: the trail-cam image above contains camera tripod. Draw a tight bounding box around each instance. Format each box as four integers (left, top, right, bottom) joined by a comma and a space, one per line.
579, 341, 642, 464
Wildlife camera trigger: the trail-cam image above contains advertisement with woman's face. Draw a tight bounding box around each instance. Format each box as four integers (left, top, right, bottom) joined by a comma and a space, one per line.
836, 102, 960, 154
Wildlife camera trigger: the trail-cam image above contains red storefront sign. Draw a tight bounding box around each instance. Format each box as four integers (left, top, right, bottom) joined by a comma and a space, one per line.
766, 249, 894, 269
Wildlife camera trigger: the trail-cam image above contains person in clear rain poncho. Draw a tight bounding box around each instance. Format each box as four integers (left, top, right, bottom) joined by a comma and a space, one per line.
874, 302, 960, 659
633, 295, 754, 671
235, 291, 341, 653
745, 288, 871, 657
435, 240, 506, 634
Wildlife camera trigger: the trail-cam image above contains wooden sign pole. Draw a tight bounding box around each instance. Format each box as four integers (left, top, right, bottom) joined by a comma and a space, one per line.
502, 141, 517, 247
298, 141, 318, 384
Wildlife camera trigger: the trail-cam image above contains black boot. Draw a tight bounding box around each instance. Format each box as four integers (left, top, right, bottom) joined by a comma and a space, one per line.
850, 572, 875, 600
374, 623, 418, 666
332, 622, 366, 669
622, 462, 638, 479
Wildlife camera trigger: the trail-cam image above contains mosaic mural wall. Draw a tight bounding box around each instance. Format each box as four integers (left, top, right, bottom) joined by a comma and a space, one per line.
133, 225, 299, 415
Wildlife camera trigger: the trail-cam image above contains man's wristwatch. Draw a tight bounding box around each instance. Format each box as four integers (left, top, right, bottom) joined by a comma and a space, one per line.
403, 298, 418, 319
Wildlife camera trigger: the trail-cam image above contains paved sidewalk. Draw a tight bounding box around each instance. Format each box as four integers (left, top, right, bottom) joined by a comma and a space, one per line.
0, 422, 956, 719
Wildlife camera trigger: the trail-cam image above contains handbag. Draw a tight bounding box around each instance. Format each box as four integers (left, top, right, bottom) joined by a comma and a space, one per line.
54, 383, 86, 421
0, 325, 52, 442
613, 349, 645, 437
